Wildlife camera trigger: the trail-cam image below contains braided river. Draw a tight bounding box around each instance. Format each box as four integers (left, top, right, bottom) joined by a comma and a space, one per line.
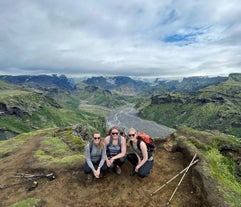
106, 106, 175, 138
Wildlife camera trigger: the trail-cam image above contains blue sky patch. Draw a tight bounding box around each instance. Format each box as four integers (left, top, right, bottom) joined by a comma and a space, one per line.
164, 33, 196, 43
164, 27, 206, 44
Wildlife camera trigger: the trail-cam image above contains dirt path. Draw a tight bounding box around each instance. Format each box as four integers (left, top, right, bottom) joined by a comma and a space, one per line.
0, 136, 202, 207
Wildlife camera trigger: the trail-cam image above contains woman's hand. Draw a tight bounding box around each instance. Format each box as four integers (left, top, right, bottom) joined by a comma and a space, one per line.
135, 164, 141, 172
106, 158, 113, 167
93, 168, 100, 178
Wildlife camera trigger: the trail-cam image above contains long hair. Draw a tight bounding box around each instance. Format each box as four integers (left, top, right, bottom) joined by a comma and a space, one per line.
98, 138, 104, 151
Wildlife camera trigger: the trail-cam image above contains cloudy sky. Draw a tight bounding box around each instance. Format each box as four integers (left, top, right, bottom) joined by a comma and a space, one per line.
1, 0, 241, 78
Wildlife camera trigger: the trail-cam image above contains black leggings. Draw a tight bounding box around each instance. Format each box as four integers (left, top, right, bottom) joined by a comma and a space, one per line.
83, 161, 108, 174
127, 153, 154, 178
103, 157, 125, 170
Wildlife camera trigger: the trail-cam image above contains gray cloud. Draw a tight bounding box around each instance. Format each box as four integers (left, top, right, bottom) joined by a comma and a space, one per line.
0, 0, 241, 78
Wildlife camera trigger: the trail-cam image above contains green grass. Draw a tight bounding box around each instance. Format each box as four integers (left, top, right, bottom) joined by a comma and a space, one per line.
79, 103, 109, 118
0, 126, 87, 167
0, 90, 30, 100
0, 131, 40, 159
8, 198, 41, 207
139, 103, 197, 127
65, 128, 86, 148
0, 116, 32, 133
35, 149, 83, 165
34, 134, 85, 166
205, 149, 241, 206
41, 136, 70, 155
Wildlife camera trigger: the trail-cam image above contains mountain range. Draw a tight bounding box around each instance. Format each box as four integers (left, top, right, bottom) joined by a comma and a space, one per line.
0, 74, 230, 95
1, 73, 241, 139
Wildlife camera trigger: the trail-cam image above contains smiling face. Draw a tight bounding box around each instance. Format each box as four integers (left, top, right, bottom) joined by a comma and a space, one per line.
93, 132, 101, 143
128, 128, 137, 142
111, 129, 119, 139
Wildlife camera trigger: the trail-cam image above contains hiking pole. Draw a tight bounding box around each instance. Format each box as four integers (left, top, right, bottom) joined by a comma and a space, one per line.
150, 158, 199, 196
166, 153, 197, 206
13, 172, 57, 181
1, 172, 56, 192
0, 178, 38, 191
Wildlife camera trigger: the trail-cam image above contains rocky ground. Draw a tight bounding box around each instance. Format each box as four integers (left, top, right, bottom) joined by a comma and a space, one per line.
0, 134, 202, 207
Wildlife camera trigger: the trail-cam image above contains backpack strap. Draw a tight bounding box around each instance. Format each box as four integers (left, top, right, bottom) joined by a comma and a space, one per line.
118, 136, 121, 146
137, 138, 151, 158
108, 135, 121, 146
89, 141, 93, 152
137, 138, 143, 151
109, 135, 113, 146
130, 138, 142, 150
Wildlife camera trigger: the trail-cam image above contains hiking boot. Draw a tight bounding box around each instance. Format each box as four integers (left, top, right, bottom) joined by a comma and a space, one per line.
99, 171, 103, 178
115, 165, 122, 175
130, 167, 136, 176
86, 173, 93, 182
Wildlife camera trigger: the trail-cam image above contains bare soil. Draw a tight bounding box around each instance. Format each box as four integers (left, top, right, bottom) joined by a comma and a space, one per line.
0, 134, 202, 207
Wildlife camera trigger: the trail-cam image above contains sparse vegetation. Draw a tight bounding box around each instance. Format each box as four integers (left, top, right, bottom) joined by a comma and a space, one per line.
8, 198, 41, 207
34, 131, 85, 167
0, 131, 41, 158
78, 103, 110, 118
175, 126, 241, 206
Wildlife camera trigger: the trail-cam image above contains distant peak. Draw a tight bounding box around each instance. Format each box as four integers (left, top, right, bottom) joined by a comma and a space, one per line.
228, 73, 241, 82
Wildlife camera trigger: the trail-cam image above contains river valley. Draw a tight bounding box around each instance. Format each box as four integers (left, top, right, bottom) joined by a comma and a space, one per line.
106, 106, 175, 138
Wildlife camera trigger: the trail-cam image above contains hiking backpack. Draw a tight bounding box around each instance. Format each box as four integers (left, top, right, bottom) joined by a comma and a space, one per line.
136, 132, 155, 153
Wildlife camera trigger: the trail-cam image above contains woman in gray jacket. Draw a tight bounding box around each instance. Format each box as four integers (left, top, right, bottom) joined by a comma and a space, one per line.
84, 131, 107, 180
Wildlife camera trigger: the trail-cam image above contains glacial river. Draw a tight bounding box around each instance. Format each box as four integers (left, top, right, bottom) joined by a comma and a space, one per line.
106, 106, 175, 138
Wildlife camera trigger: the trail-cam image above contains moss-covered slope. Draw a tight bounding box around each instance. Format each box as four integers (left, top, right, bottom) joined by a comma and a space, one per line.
165, 126, 241, 207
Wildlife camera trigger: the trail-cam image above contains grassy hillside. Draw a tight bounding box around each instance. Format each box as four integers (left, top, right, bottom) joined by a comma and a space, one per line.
0, 82, 106, 138
74, 83, 142, 108
138, 74, 241, 137
0, 127, 86, 169
172, 126, 241, 206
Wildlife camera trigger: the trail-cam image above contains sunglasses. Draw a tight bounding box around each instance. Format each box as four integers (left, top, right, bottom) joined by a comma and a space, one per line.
128, 134, 135, 137
111, 132, 119, 135
93, 137, 101, 140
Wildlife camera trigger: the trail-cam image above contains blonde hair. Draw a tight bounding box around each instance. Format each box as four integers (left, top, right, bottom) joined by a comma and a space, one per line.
99, 139, 104, 151
128, 128, 137, 134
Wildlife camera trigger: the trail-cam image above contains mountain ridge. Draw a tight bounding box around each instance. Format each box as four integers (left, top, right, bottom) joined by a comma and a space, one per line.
0, 74, 75, 90
138, 73, 241, 137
